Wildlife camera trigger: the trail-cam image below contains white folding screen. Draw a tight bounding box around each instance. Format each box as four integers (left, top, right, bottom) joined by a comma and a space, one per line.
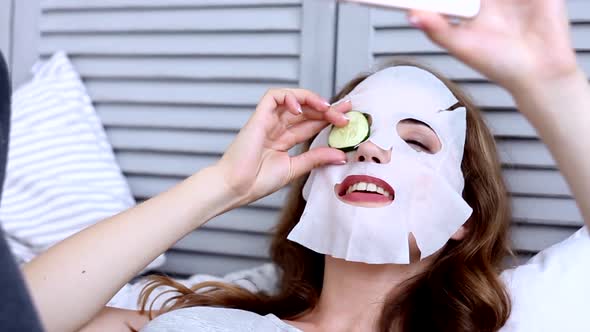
37, 0, 337, 275
5, 0, 590, 275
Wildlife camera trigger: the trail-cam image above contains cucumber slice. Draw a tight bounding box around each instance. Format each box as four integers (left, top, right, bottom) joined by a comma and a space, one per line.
328, 111, 370, 152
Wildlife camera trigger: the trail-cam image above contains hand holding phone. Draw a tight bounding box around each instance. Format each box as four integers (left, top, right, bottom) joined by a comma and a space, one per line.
341, 0, 481, 18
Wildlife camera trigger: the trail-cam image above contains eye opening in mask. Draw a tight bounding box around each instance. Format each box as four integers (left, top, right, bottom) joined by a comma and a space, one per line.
396, 118, 442, 154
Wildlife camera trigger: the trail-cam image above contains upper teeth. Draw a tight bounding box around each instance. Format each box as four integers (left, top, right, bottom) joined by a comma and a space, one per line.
346, 182, 390, 197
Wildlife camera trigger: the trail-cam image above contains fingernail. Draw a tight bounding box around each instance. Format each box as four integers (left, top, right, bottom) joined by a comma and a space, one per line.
331, 160, 347, 165
408, 15, 422, 29
297, 106, 303, 114
332, 98, 351, 107
342, 114, 350, 121
322, 100, 331, 107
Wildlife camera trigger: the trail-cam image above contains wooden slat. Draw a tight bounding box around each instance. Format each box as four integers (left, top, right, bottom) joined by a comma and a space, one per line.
174, 229, 270, 258
159, 250, 269, 277
497, 140, 556, 168
85, 80, 294, 105
40, 32, 300, 57
373, 24, 590, 55
42, 0, 302, 10
109, 130, 307, 158
483, 111, 537, 138
371, 1, 590, 28
115, 151, 219, 176
41, 7, 300, 33
126, 175, 289, 209
459, 83, 515, 108
70, 56, 298, 82
568, 1, 590, 22
511, 196, 582, 226
108, 128, 234, 154
511, 223, 579, 253
375, 53, 590, 82
204, 207, 279, 233
374, 54, 487, 80
504, 169, 571, 197
97, 104, 252, 130
370, 7, 408, 28
373, 28, 444, 54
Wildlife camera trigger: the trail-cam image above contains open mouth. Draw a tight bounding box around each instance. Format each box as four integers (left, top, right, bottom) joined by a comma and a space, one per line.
334, 175, 395, 208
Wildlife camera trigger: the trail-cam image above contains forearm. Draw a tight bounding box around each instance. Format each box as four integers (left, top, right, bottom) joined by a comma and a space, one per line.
23, 165, 238, 332
510, 69, 590, 226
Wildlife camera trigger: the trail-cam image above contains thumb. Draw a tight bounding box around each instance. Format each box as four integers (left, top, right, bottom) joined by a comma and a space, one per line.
288, 147, 347, 182
408, 10, 457, 51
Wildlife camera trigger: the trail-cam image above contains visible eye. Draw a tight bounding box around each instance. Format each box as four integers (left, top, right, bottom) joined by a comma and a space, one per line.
404, 139, 430, 153
396, 119, 441, 154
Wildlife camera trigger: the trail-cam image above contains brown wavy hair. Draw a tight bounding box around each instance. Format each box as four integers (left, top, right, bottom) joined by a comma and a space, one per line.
138, 60, 513, 332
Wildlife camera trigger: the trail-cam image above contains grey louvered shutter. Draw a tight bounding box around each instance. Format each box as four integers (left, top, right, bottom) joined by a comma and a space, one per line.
1, 0, 41, 88
39, 0, 337, 276
336, 1, 590, 262
0, 1, 11, 62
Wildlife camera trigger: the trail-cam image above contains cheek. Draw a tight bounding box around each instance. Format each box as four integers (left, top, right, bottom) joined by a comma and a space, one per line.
450, 226, 468, 240
412, 173, 436, 202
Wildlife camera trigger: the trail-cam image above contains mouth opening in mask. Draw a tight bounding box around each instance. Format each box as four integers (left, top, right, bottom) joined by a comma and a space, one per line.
334, 175, 395, 208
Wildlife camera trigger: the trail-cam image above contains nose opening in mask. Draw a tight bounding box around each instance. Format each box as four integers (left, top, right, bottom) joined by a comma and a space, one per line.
354, 140, 392, 164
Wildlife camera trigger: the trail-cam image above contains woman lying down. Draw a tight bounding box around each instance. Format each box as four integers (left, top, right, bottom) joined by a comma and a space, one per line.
23, 0, 590, 331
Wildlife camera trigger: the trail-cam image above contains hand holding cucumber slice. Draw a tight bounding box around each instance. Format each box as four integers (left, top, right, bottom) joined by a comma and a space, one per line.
328, 111, 370, 152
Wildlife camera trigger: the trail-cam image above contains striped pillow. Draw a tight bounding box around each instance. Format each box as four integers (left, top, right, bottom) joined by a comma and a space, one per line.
0, 52, 165, 270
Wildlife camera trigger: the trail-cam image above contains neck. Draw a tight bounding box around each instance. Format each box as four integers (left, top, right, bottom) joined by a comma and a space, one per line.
294, 256, 430, 332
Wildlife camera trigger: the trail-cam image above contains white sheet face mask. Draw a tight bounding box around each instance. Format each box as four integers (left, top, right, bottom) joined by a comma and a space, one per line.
287, 66, 473, 264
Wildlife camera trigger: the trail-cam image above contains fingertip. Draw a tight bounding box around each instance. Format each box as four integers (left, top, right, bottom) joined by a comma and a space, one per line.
407, 10, 448, 31
331, 99, 352, 117
326, 149, 348, 166
407, 10, 424, 29
312, 95, 331, 111
329, 159, 348, 166
326, 110, 349, 128
320, 97, 331, 108
334, 149, 348, 162
285, 93, 302, 115
311, 147, 347, 166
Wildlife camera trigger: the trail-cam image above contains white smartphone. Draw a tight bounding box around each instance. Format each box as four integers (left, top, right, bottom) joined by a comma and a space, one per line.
341, 0, 481, 18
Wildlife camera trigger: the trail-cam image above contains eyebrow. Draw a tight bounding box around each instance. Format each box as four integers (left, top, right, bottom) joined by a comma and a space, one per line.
400, 118, 434, 131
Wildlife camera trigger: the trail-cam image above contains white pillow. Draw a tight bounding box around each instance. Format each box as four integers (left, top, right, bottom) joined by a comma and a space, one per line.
500, 226, 590, 331
0, 52, 165, 270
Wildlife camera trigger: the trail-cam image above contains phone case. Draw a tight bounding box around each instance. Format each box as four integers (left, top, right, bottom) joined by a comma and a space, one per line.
342, 0, 481, 18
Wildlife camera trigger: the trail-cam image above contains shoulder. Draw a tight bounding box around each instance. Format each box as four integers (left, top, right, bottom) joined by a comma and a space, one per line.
499, 227, 590, 332
141, 307, 289, 332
